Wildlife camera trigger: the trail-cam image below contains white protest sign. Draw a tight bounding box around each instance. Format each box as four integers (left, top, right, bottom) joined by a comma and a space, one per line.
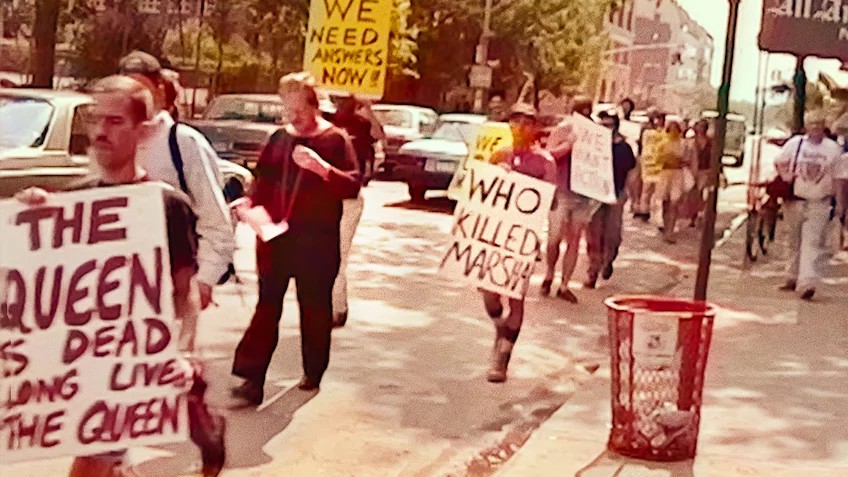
570, 113, 617, 204
0, 184, 188, 463
440, 160, 556, 299
632, 313, 679, 370
448, 122, 512, 200
619, 120, 642, 155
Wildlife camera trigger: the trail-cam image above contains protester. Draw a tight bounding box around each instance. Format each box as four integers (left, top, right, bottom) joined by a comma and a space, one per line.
684, 119, 714, 227
634, 111, 667, 221
328, 95, 378, 327
619, 98, 635, 121
776, 111, 842, 300
655, 121, 688, 243
543, 96, 599, 303
488, 94, 509, 122
585, 111, 637, 287
838, 139, 848, 249
15, 74, 225, 477
231, 72, 361, 404
119, 51, 236, 351
482, 103, 557, 383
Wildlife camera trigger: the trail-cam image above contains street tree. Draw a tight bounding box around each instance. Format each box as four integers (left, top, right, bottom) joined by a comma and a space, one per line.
31, 0, 61, 87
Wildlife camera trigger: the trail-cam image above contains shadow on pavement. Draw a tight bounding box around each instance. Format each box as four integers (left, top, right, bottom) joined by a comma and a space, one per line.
575, 451, 695, 477
383, 196, 456, 215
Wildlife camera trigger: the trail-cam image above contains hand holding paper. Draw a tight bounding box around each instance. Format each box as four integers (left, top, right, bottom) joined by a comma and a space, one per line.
233, 200, 289, 242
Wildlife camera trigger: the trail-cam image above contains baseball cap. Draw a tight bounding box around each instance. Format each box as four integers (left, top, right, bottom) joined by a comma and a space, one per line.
119, 51, 162, 76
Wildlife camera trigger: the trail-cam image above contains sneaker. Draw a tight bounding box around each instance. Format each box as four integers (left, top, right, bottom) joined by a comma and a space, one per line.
602, 263, 614, 280
800, 289, 815, 301
584, 274, 598, 289
230, 380, 263, 407
556, 287, 578, 304
778, 281, 797, 292
540, 278, 553, 296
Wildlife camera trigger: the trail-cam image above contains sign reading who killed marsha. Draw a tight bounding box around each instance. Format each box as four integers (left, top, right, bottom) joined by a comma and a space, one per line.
0, 185, 188, 464
760, 0, 848, 62
440, 161, 556, 299
303, 0, 393, 98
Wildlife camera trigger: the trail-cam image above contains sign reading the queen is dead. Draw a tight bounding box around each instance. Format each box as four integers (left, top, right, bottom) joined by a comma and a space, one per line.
303, 0, 393, 99
0, 184, 187, 463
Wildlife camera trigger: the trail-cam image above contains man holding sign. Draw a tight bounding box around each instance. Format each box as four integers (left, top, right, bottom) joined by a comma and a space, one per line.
6, 76, 224, 476
441, 103, 556, 383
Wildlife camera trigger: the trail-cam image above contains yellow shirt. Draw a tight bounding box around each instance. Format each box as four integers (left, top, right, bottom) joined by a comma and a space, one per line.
657, 136, 685, 170
641, 129, 666, 177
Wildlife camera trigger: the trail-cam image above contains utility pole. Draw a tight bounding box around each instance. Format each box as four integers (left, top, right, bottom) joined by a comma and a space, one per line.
472, 0, 493, 114
791, 55, 807, 134
694, 0, 742, 301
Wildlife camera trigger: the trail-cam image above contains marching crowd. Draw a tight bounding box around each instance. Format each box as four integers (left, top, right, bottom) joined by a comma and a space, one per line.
8, 49, 848, 475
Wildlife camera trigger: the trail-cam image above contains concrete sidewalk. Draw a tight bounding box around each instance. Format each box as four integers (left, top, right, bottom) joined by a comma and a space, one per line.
493, 225, 848, 476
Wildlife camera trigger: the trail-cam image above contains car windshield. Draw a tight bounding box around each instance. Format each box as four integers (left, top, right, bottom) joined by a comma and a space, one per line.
204, 97, 283, 123
374, 109, 413, 128
432, 121, 478, 144
0, 96, 54, 149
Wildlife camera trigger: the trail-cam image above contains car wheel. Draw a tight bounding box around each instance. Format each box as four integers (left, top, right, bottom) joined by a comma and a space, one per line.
222, 177, 245, 203
408, 184, 427, 203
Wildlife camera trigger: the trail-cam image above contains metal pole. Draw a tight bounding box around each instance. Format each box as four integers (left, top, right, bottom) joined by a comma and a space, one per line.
792, 55, 806, 134
191, 0, 207, 118
694, 0, 742, 301
472, 0, 493, 113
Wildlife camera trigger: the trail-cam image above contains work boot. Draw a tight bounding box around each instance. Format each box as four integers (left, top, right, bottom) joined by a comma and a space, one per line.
584, 273, 598, 289
540, 278, 553, 296
487, 324, 519, 383
800, 288, 816, 301
297, 376, 321, 391
556, 287, 578, 304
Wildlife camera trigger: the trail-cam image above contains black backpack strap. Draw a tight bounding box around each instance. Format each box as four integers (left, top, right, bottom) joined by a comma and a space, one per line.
168, 123, 189, 194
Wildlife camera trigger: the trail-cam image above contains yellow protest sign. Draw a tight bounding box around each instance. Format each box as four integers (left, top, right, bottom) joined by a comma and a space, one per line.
303, 0, 392, 99
447, 122, 513, 200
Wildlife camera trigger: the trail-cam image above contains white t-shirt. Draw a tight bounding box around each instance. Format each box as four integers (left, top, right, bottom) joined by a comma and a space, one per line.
835, 152, 848, 180
775, 136, 841, 200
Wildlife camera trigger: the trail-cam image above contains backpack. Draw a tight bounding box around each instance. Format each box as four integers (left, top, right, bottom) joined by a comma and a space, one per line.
168, 123, 236, 285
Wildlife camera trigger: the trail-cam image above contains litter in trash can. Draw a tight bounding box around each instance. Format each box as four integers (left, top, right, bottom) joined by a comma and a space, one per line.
605, 296, 716, 462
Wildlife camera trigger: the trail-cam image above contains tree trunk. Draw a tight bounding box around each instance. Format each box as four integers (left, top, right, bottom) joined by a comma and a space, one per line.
214, 35, 223, 95
31, 0, 61, 88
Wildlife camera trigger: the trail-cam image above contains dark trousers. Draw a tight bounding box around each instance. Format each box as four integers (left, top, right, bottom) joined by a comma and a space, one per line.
587, 196, 626, 278
233, 229, 341, 385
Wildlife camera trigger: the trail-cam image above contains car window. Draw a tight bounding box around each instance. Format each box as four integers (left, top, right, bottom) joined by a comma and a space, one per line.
69, 105, 91, 155
432, 121, 479, 144
0, 96, 54, 150
203, 97, 283, 123
373, 108, 413, 128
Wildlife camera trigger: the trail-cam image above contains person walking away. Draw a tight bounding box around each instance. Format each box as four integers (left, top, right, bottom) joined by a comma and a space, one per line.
482, 103, 557, 383
776, 111, 842, 300
542, 96, 600, 303
685, 119, 714, 227
231, 72, 361, 405
119, 51, 236, 352
329, 95, 378, 327
585, 111, 637, 287
655, 121, 688, 243
16, 75, 223, 477
634, 111, 667, 221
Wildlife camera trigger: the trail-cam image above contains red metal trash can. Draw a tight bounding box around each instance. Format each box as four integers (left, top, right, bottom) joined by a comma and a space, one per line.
605, 296, 716, 461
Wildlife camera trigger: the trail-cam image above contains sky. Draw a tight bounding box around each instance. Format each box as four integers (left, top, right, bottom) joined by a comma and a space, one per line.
676, 0, 847, 102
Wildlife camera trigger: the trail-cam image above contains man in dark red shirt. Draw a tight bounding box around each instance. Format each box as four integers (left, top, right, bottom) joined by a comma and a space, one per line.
231, 73, 361, 405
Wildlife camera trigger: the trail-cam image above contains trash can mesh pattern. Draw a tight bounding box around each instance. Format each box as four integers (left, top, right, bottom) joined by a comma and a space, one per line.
606, 296, 715, 462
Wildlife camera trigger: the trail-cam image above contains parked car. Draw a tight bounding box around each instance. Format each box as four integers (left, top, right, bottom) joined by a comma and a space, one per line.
702, 111, 747, 167
394, 113, 487, 202
186, 94, 284, 170
371, 104, 439, 174
0, 88, 253, 201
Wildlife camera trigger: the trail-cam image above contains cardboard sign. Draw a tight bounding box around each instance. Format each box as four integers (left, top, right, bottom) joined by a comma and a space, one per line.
440, 160, 555, 299
0, 184, 188, 463
570, 113, 616, 204
632, 313, 679, 369
303, 0, 393, 99
447, 122, 512, 200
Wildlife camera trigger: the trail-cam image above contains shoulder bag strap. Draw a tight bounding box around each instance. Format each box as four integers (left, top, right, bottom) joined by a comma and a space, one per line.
168, 123, 190, 194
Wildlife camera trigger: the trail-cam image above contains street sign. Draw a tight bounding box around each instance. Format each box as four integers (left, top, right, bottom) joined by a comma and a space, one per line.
759, 0, 848, 62
469, 65, 493, 89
